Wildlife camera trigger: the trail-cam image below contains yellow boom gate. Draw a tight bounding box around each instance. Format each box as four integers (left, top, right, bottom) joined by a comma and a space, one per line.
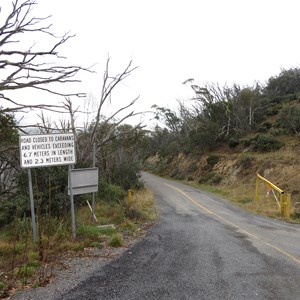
255, 173, 291, 218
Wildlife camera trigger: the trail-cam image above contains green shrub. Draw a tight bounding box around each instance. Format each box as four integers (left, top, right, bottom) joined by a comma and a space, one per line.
258, 122, 272, 133
27, 251, 39, 267
18, 264, 36, 278
9, 217, 32, 241
265, 104, 281, 116
253, 135, 283, 152
276, 105, 300, 135
155, 158, 168, 175
78, 225, 109, 237
204, 155, 219, 171
187, 176, 194, 181
98, 182, 126, 203
199, 172, 222, 185
187, 163, 198, 173
241, 137, 252, 148
110, 162, 144, 190
16, 166, 71, 218
207, 155, 219, 167
228, 137, 239, 148
188, 123, 220, 152
0, 195, 30, 228
242, 134, 283, 152
108, 233, 123, 247
270, 128, 284, 136
120, 219, 137, 232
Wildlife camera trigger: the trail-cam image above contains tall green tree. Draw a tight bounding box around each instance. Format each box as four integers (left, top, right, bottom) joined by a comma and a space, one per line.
265, 68, 300, 98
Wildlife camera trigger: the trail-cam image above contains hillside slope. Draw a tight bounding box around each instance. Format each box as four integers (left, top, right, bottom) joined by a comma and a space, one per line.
146, 136, 300, 219
145, 69, 300, 220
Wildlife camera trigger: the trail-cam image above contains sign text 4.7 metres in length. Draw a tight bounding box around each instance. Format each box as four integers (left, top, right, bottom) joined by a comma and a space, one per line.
19, 133, 76, 168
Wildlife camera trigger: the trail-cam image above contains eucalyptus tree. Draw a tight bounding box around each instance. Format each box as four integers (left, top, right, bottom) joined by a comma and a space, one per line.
180, 80, 265, 150
265, 68, 300, 98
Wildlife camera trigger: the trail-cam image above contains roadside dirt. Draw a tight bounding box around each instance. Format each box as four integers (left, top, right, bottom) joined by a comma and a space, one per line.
148, 140, 300, 208
3, 221, 156, 300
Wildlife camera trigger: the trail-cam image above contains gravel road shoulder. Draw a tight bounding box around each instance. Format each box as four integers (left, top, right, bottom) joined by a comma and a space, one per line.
10, 222, 155, 300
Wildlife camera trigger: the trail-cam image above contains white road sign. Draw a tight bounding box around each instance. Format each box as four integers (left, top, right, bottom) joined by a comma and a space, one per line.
19, 133, 76, 168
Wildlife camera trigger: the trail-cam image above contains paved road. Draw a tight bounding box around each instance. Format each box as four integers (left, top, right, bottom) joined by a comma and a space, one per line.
61, 172, 300, 299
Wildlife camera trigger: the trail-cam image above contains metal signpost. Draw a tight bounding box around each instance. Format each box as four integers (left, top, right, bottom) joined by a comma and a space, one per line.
67, 166, 99, 238
68, 165, 76, 240
19, 133, 76, 242
27, 168, 37, 243
92, 143, 96, 224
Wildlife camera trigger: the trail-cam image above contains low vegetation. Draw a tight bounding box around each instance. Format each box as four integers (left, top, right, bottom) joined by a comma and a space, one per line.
0, 188, 155, 296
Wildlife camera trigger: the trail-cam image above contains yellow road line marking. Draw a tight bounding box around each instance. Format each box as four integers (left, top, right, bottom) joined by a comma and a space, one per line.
165, 183, 300, 265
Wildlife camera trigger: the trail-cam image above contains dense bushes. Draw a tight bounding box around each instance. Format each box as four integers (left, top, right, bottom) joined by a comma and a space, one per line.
242, 134, 284, 152
110, 162, 143, 191
265, 68, 300, 97
98, 181, 126, 203
206, 155, 219, 169
198, 172, 222, 185
276, 105, 300, 136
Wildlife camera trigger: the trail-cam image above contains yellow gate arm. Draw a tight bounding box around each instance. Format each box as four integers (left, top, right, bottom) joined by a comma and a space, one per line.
256, 173, 284, 197
256, 173, 291, 218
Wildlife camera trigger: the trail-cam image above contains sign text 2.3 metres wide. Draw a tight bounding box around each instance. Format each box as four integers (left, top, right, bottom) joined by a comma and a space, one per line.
19, 133, 76, 168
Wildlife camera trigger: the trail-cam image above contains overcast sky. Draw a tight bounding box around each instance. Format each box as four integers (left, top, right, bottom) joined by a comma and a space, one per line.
5, 0, 300, 127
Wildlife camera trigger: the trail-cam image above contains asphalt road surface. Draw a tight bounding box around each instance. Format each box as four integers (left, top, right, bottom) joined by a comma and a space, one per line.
61, 172, 300, 299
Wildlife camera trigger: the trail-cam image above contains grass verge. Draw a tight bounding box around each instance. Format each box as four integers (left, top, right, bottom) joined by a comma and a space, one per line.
0, 188, 156, 297
187, 180, 300, 223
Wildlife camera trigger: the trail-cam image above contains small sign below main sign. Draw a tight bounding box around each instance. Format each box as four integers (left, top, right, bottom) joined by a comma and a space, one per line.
68, 168, 99, 195
19, 133, 76, 168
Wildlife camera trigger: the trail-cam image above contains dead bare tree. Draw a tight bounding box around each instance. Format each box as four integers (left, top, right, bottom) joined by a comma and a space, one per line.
64, 57, 144, 166
0, 0, 92, 201
0, 0, 90, 117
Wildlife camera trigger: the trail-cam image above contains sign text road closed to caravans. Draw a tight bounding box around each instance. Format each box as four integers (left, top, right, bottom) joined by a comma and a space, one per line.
20, 133, 76, 168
